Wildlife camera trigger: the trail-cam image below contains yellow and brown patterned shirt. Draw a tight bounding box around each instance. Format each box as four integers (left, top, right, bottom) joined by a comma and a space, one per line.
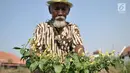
32, 21, 83, 59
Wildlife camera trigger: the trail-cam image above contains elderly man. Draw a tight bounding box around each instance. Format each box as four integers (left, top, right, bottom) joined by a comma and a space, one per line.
32, 0, 84, 60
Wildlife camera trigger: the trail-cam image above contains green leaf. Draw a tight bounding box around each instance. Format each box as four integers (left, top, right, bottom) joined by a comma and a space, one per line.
64, 58, 70, 69
75, 62, 81, 69
39, 62, 44, 71
13, 47, 21, 50
68, 70, 74, 73
29, 61, 39, 72
73, 53, 79, 62
38, 59, 48, 71
84, 69, 89, 73
20, 48, 26, 55
26, 59, 32, 68
24, 51, 30, 57
101, 64, 104, 68
53, 64, 63, 73
123, 66, 127, 73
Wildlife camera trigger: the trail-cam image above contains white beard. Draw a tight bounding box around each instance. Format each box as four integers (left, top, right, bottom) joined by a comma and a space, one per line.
53, 20, 67, 28
53, 16, 67, 28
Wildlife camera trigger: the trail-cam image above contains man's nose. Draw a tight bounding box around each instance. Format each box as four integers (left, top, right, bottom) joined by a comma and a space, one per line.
57, 10, 64, 16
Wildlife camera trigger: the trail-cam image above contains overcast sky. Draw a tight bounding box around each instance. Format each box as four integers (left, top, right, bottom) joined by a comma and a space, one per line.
0, 0, 130, 56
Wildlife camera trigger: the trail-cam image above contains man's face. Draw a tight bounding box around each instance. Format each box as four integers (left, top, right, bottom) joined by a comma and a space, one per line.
49, 3, 70, 28
49, 2, 70, 21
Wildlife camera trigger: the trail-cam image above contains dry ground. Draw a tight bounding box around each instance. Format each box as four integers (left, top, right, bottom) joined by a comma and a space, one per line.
0, 67, 30, 73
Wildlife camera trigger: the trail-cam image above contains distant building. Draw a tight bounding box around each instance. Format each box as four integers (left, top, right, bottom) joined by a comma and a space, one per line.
93, 49, 102, 57
0, 51, 25, 68
93, 50, 102, 55
120, 46, 130, 58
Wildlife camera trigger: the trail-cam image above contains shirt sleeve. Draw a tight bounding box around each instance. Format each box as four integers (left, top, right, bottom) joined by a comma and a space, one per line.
30, 23, 45, 53
71, 24, 84, 51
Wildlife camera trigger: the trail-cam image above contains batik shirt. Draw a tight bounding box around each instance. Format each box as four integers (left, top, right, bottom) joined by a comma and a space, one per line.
31, 21, 83, 59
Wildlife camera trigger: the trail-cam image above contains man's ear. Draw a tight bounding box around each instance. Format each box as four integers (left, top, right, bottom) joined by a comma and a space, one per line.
48, 6, 52, 14
67, 8, 70, 15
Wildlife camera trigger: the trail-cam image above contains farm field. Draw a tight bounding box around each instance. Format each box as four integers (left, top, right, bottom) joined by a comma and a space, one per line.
0, 67, 30, 73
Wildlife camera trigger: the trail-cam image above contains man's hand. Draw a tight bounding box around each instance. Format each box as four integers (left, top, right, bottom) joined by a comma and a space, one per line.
74, 45, 84, 56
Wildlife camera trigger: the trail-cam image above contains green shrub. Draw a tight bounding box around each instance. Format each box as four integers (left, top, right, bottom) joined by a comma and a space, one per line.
14, 46, 127, 73
125, 61, 130, 73
13, 39, 128, 73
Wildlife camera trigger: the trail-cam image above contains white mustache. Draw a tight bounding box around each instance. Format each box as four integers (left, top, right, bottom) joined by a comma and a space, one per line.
55, 16, 65, 20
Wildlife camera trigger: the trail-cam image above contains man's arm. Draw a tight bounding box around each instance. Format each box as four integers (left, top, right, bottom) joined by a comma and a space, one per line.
71, 24, 85, 56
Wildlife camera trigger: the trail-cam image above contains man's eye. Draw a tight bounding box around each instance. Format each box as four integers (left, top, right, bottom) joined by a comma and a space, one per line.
54, 7, 66, 11
61, 8, 66, 11
55, 7, 60, 10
